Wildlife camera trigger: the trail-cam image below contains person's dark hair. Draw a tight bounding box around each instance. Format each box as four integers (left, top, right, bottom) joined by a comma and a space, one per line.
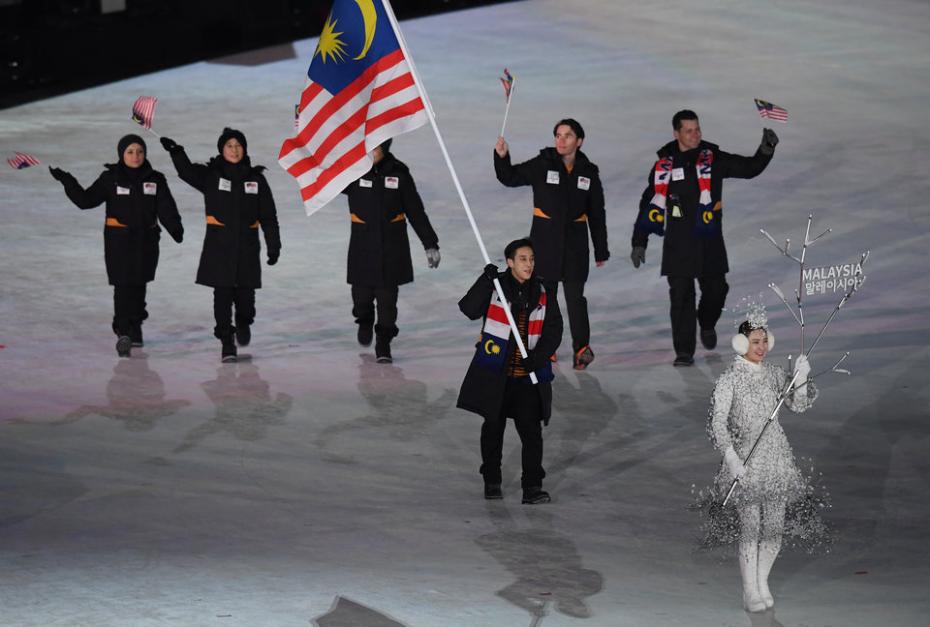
672, 109, 699, 131
505, 237, 534, 260
552, 118, 584, 140
738, 321, 767, 336
378, 138, 393, 154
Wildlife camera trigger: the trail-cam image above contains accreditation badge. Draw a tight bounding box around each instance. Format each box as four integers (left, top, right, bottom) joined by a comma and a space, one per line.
218, 178, 232, 192
359, 179, 373, 188
546, 170, 560, 185
116, 186, 130, 195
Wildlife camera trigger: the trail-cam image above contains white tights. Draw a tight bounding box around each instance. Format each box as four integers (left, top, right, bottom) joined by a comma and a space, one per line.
738, 499, 786, 611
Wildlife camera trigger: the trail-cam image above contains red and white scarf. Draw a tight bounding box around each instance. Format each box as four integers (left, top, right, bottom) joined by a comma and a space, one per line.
483, 285, 547, 348
649, 148, 715, 214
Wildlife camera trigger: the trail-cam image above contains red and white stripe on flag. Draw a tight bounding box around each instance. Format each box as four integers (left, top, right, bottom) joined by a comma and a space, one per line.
754, 98, 789, 123
131, 96, 158, 130
7, 151, 41, 169
278, 50, 427, 215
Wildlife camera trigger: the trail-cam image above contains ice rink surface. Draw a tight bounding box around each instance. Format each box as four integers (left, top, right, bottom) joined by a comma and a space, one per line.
2, 1, 929, 625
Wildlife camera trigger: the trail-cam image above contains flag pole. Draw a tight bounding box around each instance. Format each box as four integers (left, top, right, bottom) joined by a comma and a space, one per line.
500, 77, 514, 138
379, 0, 538, 384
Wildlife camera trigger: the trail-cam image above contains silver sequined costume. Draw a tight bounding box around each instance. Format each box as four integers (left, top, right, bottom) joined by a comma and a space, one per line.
697, 356, 832, 550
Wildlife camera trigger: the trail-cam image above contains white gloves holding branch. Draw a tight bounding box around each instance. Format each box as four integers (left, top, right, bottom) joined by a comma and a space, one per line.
793, 354, 810, 384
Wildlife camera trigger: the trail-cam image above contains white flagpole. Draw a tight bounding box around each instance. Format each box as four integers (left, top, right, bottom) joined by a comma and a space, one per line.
500, 77, 515, 138
380, 0, 538, 384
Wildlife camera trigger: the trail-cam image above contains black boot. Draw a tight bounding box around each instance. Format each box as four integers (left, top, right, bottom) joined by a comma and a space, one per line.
235, 325, 251, 347
357, 321, 374, 347
522, 486, 551, 504
700, 328, 717, 350
116, 335, 132, 358
484, 483, 503, 500
130, 322, 144, 347
221, 330, 237, 363
375, 336, 392, 363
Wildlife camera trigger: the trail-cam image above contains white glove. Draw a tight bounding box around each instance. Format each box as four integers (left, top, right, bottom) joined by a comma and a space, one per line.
793, 355, 811, 385
724, 446, 746, 479
425, 248, 441, 269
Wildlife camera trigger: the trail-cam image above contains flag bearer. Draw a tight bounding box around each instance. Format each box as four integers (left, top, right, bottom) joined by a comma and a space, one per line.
457, 238, 563, 504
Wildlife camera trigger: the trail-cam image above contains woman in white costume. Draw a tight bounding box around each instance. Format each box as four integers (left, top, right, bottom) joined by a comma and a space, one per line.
704, 306, 829, 612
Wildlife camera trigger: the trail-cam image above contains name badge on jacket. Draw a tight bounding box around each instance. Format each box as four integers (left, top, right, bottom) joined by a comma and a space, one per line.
116, 186, 131, 195
143, 182, 157, 195
244, 181, 259, 194
218, 178, 232, 192
359, 178, 373, 188
385, 176, 399, 189
577, 176, 591, 191
672, 168, 685, 181
546, 170, 560, 185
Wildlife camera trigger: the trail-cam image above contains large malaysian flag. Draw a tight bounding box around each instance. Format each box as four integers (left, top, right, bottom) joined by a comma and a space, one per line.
279, 0, 427, 215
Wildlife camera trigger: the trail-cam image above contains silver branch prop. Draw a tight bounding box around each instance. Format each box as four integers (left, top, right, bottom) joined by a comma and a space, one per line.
720, 215, 869, 509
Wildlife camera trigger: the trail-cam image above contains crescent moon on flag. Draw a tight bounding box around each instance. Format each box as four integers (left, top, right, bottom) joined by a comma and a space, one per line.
353, 0, 377, 60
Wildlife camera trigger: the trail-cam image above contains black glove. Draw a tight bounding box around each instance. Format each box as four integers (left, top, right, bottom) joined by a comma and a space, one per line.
630, 246, 646, 268
171, 230, 183, 244
520, 350, 539, 373
267, 250, 279, 266
483, 263, 498, 282
49, 166, 70, 183
760, 128, 779, 155
160, 137, 183, 153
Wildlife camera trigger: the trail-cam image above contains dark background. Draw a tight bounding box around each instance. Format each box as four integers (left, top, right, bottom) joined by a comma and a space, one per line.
1, 0, 517, 109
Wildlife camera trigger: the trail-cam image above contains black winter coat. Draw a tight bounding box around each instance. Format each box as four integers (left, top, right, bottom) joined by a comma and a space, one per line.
169, 150, 281, 289
456, 271, 563, 424
632, 140, 772, 277
494, 147, 609, 282
341, 153, 438, 287
59, 161, 183, 286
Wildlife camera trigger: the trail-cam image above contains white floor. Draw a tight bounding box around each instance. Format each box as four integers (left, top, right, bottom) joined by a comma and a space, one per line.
1, 1, 929, 625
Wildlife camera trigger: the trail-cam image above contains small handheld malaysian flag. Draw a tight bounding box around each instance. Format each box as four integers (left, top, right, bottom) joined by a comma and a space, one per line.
131, 96, 158, 130
7, 152, 41, 170
500, 68, 514, 101
754, 98, 788, 123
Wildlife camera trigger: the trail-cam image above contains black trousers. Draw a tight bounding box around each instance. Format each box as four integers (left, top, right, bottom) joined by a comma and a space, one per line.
667, 275, 729, 357
544, 280, 589, 352
351, 284, 399, 339
480, 377, 545, 489
213, 287, 256, 338
112, 285, 147, 336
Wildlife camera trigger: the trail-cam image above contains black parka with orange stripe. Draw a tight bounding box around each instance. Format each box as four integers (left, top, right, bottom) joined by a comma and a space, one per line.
341, 152, 438, 287
494, 147, 609, 283
168, 150, 280, 289
58, 161, 183, 286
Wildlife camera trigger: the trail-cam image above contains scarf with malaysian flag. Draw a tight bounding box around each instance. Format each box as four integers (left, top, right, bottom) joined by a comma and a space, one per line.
471, 282, 552, 382
637, 148, 719, 238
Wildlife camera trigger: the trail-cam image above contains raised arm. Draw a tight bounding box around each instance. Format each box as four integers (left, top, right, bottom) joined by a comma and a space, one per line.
160, 137, 209, 192
716, 128, 777, 179
493, 138, 536, 188
458, 268, 496, 320
50, 167, 107, 210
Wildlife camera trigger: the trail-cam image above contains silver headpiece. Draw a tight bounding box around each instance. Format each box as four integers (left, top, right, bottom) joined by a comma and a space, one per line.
731, 294, 769, 331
